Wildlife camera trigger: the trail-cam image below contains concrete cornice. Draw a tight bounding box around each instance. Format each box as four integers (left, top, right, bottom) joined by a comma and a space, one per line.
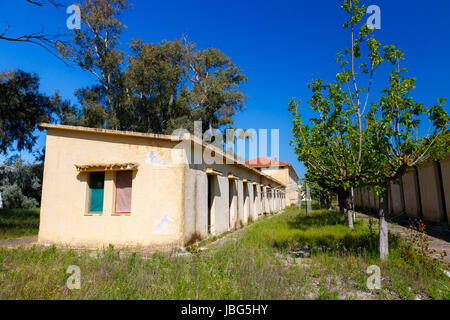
40, 123, 286, 187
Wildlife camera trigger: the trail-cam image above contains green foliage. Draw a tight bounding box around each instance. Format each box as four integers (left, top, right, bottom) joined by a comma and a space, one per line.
59, 0, 247, 134
289, 0, 449, 204
0, 70, 52, 154
0, 156, 43, 209
0, 208, 40, 239
0, 207, 448, 299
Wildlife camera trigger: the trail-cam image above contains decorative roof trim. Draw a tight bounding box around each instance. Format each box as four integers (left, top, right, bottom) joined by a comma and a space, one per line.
206, 168, 223, 176
40, 123, 286, 186
75, 163, 139, 172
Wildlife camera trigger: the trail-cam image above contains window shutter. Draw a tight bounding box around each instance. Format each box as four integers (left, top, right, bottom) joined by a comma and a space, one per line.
115, 171, 133, 213
89, 172, 105, 213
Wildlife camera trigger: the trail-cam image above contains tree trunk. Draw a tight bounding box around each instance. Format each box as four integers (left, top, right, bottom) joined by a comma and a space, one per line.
326, 196, 332, 210
347, 209, 354, 229
337, 189, 345, 215
379, 188, 389, 260
338, 187, 354, 228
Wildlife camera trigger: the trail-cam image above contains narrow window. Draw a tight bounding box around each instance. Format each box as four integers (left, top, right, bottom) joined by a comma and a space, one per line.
89, 172, 105, 213
115, 171, 133, 213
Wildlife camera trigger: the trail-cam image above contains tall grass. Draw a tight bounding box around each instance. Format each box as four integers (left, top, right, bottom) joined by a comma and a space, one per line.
0, 207, 448, 300
0, 209, 40, 240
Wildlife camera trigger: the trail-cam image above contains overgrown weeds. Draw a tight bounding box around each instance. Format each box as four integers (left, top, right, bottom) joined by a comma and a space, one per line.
0, 208, 40, 240
0, 207, 449, 299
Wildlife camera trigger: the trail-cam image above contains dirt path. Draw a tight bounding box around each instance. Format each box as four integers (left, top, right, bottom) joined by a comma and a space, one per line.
0, 236, 38, 249
355, 212, 450, 263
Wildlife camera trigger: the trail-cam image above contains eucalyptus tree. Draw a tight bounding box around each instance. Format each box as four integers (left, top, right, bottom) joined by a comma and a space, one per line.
58, 0, 130, 129
123, 37, 247, 135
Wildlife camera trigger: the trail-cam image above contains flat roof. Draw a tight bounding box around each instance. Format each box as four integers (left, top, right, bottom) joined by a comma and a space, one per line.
246, 157, 300, 182
40, 123, 286, 187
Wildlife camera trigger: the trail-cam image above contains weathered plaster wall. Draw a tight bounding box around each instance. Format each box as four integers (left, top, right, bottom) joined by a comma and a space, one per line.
440, 158, 450, 222
402, 170, 419, 217
356, 154, 450, 225
40, 126, 288, 250
418, 162, 442, 222
39, 129, 185, 250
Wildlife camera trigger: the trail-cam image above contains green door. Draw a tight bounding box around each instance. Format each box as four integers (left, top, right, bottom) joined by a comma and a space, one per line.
89, 172, 105, 213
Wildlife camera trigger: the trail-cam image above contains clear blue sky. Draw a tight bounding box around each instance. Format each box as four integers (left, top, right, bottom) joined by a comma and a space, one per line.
1, 0, 449, 179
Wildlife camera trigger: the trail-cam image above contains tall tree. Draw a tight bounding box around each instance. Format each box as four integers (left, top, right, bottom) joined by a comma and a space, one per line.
289, 0, 381, 228
364, 54, 448, 260
58, 0, 129, 129
183, 37, 247, 133
123, 39, 190, 134
59, 1, 247, 134
123, 37, 248, 135
289, 0, 449, 259
0, 70, 54, 154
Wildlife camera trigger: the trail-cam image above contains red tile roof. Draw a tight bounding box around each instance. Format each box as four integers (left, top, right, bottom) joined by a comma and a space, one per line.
245, 157, 290, 168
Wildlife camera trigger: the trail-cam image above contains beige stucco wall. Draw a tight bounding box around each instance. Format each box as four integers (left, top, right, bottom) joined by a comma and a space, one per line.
39, 125, 288, 250
261, 166, 299, 206
39, 129, 186, 250
440, 158, 450, 222
418, 162, 442, 222
402, 170, 419, 217
182, 162, 286, 242
356, 154, 449, 224
390, 180, 403, 214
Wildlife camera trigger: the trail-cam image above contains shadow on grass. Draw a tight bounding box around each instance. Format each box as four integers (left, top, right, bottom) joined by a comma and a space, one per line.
0, 208, 40, 239
271, 209, 399, 257
356, 207, 450, 243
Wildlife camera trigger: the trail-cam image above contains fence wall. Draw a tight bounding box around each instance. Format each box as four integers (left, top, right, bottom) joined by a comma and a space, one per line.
354, 154, 450, 225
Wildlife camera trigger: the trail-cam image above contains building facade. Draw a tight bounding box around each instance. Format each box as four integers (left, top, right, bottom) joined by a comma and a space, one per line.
38, 124, 288, 250
354, 154, 450, 225
245, 157, 300, 206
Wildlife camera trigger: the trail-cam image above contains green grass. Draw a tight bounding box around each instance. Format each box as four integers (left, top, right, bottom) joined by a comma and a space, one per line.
0, 209, 40, 240
0, 207, 448, 299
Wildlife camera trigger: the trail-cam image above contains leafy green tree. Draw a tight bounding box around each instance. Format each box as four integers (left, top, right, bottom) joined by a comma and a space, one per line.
289, 0, 449, 259
58, 0, 129, 129
0, 156, 43, 209
303, 177, 334, 210
59, 0, 247, 134
182, 37, 247, 133
122, 39, 190, 133
364, 55, 448, 260
123, 37, 247, 134
0, 70, 54, 154
289, 0, 381, 228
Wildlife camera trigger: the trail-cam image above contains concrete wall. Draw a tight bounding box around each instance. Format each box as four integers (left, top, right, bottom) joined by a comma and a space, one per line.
355, 155, 450, 225
39, 125, 289, 250
39, 129, 186, 250
440, 157, 450, 222
261, 166, 299, 206
402, 170, 420, 217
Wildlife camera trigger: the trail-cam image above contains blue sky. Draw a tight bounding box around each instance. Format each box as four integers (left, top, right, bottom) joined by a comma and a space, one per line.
0, 0, 449, 179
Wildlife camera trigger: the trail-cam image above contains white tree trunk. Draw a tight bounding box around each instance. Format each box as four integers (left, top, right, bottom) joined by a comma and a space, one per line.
379, 189, 389, 260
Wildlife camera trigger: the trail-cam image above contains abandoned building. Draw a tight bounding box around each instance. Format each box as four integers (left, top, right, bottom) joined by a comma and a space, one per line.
38, 124, 299, 250
245, 157, 300, 207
